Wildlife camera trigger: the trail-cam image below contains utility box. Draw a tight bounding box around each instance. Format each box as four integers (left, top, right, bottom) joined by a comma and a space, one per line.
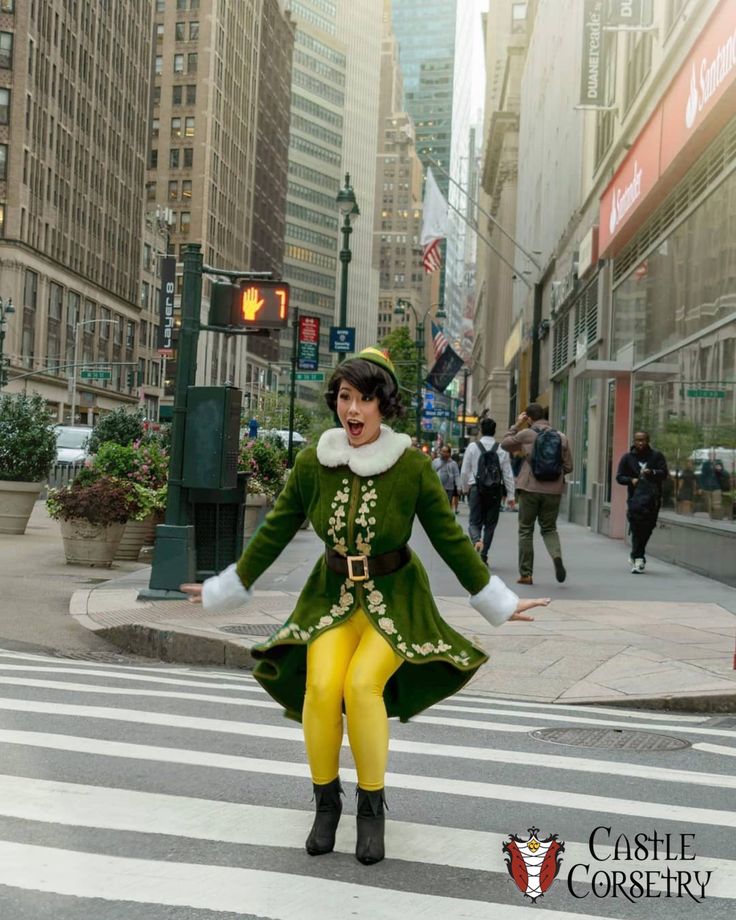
182, 386, 241, 489
190, 472, 249, 580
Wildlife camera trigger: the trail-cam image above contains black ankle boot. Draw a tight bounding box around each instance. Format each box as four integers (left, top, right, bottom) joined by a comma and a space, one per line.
305, 778, 343, 856
355, 787, 386, 865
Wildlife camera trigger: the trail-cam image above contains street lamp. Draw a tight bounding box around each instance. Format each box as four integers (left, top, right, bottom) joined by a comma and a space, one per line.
0, 297, 15, 391
394, 298, 446, 442
68, 318, 120, 424
336, 173, 359, 356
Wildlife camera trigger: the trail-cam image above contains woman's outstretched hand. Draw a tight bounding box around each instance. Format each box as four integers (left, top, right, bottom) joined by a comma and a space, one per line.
510, 596, 551, 621
180, 583, 203, 604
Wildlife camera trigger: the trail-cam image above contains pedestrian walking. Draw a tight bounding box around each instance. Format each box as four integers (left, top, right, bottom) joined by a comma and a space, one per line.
460, 417, 515, 564
432, 445, 461, 512
181, 347, 550, 866
501, 403, 573, 585
616, 431, 669, 573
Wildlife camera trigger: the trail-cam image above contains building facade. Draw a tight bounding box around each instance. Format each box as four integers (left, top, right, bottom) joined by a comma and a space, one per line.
0, 0, 161, 421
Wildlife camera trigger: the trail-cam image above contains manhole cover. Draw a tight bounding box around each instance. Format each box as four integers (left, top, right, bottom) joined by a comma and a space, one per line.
219, 623, 278, 636
531, 727, 690, 752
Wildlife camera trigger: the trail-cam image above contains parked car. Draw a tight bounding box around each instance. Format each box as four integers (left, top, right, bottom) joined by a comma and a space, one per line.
259, 429, 307, 448
54, 425, 93, 465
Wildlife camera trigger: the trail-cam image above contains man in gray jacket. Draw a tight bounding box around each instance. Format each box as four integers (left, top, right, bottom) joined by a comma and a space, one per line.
501, 403, 573, 585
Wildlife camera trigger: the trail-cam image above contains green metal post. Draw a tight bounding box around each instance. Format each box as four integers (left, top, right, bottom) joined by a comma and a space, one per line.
415, 319, 423, 444
287, 307, 299, 468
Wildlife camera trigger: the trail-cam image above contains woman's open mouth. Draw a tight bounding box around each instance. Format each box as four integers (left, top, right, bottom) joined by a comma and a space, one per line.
347, 420, 365, 438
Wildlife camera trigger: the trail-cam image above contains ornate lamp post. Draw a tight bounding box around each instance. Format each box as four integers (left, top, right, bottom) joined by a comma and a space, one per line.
0, 297, 15, 391
336, 173, 359, 359
393, 299, 446, 442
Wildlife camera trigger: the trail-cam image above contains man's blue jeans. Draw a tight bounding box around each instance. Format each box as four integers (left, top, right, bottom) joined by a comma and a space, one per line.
468, 485, 501, 559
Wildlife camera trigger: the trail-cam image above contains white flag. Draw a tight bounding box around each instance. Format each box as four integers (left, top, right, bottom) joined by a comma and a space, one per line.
420, 168, 449, 274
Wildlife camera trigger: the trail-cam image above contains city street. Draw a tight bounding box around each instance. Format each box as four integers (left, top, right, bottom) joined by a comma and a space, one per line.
0, 645, 734, 918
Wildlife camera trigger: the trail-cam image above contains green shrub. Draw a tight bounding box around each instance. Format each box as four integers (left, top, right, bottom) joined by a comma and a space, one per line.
0, 393, 58, 482
93, 440, 169, 490
47, 476, 134, 525
238, 435, 288, 499
87, 408, 145, 454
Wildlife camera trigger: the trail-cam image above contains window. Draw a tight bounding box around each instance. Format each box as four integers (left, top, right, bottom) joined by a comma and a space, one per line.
0, 203, 4, 237
0, 32, 13, 69
151, 118, 159, 139
175, 21, 185, 41
173, 54, 184, 73
624, 30, 652, 112
511, 2, 527, 32
189, 21, 199, 40
170, 116, 181, 138
184, 116, 194, 137
172, 85, 182, 106
180, 211, 191, 234
156, 0, 164, 11
169, 148, 180, 168
155, 23, 163, 43
187, 52, 197, 73
154, 55, 162, 75
0, 143, 6, 180
185, 84, 196, 104
168, 180, 178, 200
0, 1, 14, 11
183, 147, 193, 168
149, 149, 158, 168
146, 181, 156, 201
0, 88, 9, 124
181, 179, 192, 199
152, 85, 160, 106
126, 321, 135, 349
100, 308, 111, 338
176, 0, 186, 9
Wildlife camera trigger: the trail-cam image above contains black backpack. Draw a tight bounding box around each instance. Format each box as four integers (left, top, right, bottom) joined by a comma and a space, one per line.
628, 475, 660, 520
476, 442, 503, 496
530, 426, 564, 481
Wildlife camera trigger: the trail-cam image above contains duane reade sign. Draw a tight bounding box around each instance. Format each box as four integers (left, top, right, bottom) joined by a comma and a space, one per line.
580, 0, 605, 106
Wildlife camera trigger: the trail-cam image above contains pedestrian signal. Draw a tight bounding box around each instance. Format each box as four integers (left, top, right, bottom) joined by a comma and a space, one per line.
209, 280, 290, 330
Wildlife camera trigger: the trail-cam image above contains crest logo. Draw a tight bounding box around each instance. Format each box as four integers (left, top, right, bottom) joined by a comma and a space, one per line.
503, 827, 564, 902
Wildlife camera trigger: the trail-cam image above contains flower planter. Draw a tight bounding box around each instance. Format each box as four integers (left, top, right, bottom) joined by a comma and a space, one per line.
115, 515, 158, 561
0, 480, 44, 535
244, 493, 272, 539
60, 519, 126, 567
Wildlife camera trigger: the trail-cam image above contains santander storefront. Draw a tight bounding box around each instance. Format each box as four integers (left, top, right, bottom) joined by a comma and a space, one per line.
601, 2, 736, 580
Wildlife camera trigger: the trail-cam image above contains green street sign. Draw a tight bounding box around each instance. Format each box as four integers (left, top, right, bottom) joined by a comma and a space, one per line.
80, 368, 112, 380
686, 388, 726, 398
295, 371, 325, 382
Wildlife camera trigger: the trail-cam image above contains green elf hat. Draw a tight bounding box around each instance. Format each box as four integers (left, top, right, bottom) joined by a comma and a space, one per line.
355, 346, 398, 384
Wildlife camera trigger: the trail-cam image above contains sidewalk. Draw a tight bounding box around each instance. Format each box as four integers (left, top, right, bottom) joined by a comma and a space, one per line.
68, 505, 736, 711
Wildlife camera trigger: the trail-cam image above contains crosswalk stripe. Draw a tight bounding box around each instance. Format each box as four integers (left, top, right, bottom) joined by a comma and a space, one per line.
0, 840, 636, 920
0, 663, 260, 694
1, 728, 734, 827
2, 686, 731, 788
0, 774, 733, 899
452, 693, 709, 723
694, 743, 736, 757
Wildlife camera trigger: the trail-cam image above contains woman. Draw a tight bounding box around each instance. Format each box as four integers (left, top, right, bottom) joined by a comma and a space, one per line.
181, 347, 549, 865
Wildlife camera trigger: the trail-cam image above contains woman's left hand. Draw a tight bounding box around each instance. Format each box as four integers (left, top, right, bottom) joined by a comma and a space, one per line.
510, 596, 551, 621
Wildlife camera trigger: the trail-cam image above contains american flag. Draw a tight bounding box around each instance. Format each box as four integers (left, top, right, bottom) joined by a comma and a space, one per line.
431, 321, 449, 361
423, 239, 442, 273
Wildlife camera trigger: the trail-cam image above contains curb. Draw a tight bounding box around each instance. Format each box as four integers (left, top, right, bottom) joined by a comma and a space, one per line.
97, 623, 255, 670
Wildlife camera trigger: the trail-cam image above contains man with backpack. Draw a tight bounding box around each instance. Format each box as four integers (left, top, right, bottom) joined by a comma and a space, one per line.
616, 431, 669, 573
501, 403, 573, 585
460, 418, 515, 564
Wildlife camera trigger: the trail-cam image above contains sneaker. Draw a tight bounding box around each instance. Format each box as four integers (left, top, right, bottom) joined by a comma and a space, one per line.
631, 558, 645, 574
553, 557, 566, 583
480, 554, 488, 565
516, 575, 533, 585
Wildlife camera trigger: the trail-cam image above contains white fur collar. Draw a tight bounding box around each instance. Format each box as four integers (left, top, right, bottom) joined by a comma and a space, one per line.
317, 425, 412, 476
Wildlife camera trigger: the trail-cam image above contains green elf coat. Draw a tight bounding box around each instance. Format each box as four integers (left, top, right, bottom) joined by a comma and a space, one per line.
201, 425, 519, 722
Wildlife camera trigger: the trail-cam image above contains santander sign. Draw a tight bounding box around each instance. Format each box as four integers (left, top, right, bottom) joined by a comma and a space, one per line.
684, 26, 736, 129
608, 160, 643, 236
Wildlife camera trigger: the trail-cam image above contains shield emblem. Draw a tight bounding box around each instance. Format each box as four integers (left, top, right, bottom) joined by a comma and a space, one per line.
503, 827, 564, 901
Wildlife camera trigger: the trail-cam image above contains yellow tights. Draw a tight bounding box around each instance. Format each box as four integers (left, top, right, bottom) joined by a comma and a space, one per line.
303, 608, 403, 791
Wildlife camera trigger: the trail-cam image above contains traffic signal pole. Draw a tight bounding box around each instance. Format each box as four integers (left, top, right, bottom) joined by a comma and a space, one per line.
287, 307, 299, 468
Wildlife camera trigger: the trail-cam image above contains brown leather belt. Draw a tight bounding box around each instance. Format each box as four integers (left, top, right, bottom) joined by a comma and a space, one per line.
325, 546, 412, 582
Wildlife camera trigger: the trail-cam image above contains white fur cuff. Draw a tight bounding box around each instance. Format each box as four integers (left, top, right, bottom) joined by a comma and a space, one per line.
201, 563, 253, 613
469, 575, 519, 627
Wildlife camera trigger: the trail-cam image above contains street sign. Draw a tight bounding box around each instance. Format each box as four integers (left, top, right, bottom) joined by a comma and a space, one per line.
329, 326, 355, 353
686, 389, 726, 398
295, 371, 325, 382
297, 315, 320, 370
457, 414, 479, 424
80, 368, 112, 380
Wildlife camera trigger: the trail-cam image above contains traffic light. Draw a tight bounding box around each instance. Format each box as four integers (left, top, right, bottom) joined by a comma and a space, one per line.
126, 370, 135, 388
208, 280, 290, 330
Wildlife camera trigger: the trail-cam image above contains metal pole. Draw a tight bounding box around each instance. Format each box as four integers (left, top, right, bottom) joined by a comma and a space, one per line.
165, 243, 202, 527
461, 368, 468, 446
338, 214, 352, 363
530, 281, 543, 402
0, 300, 8, 391
415, 317, 423, 444
69, 322, 80, 424
287, 307, 299, 468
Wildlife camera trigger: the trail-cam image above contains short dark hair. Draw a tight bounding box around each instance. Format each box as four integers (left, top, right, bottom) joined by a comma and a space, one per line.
480, 417, 496, 436
525, 402, 545, 421
325, 358, 405, 420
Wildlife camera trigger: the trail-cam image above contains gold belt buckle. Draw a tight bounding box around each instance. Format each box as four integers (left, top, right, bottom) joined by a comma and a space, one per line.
347, 554, 369, 582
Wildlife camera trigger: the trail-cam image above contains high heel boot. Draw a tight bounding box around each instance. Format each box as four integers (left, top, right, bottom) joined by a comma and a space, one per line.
305, 777, 343, 855
355, 787, 386, 865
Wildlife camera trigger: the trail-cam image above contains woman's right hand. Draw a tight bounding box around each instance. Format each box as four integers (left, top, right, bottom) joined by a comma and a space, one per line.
510, 596, 551, 621
180, 583, 203, 604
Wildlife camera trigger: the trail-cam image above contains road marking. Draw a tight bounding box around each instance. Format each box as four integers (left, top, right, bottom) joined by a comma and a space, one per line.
0, 774, 732, 898
694, 743, 736, 757
451, 693, 708, 722
1, 729, 734, 827
0, 840, 640, 919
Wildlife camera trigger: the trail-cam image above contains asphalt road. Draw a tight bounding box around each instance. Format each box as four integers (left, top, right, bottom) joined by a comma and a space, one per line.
0, 646, 734, 918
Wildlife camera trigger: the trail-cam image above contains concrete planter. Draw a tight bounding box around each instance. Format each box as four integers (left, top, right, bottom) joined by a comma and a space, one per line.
244, 493, 272, 539
60, 519, 126, 567
115, 515, 158, 561
0, 480, 44, 534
